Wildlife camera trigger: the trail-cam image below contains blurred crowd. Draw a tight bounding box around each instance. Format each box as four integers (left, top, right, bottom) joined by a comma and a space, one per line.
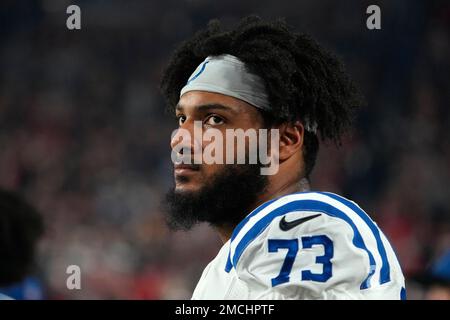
0, 0, 449, 299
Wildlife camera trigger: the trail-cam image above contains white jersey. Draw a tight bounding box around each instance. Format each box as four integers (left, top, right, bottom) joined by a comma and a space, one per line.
192, 192, 406, 300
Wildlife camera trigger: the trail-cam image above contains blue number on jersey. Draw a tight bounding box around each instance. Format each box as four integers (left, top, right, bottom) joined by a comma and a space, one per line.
268, 239, 299, 287
269, 235, 334, 286
301, 235, 333, 282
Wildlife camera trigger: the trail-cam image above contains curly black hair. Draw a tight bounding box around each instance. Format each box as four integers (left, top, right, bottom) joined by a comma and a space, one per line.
0, 189, 44, 286
160, 15, 362, 178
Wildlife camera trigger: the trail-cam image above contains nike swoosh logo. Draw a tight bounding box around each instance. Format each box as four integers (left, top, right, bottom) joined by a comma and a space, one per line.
279, 213, 322, 231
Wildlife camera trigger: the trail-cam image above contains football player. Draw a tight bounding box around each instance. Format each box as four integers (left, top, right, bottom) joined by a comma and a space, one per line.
161, 16, 405, 299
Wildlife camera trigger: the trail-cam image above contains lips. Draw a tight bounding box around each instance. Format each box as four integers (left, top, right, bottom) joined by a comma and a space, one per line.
174, 164, 200, 171
174, 164, 201, 176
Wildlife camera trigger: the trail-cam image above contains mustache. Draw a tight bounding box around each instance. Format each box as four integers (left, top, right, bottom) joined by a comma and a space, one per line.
172, 152, 202, 169
164, 163, 269, 231
174, 163, 201, 171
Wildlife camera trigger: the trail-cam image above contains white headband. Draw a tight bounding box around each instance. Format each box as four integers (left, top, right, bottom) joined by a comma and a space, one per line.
180, 54, 317, 133
180, 54, 270, 110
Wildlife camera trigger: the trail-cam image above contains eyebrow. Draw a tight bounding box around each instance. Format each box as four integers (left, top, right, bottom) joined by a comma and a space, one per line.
175, 103, 238, 114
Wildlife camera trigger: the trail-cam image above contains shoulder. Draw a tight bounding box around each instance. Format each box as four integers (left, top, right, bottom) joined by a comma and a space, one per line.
228, 191, 376, 269
226, 191, 404, 296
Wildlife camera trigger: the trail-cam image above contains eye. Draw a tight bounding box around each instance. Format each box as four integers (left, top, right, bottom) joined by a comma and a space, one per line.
177, 115, 186, 126
205, 115, 224, 126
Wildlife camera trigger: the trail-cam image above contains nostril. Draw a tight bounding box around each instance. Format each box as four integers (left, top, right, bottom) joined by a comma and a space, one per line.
179, 146, 192, 155
173, 146, 194, 165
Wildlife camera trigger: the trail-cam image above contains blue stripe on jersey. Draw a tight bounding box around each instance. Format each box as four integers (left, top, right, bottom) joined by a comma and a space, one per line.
230, 198, 277, 242
225, 251, 233, 273
226, 199, 276, 272
319, 192, 391, 284
230, 191, 317, 243
400, 287, 407, 300
231, 198, 377, 289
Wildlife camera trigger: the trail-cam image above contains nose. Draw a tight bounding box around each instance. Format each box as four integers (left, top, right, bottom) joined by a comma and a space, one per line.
170, 121, 202, 159
171, 127, 193, 157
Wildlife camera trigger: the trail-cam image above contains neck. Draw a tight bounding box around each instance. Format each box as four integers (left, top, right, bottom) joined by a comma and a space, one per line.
216, 177, 310, 243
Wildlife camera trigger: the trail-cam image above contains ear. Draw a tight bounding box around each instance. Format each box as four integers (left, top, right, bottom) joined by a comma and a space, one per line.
278, 121, 304, 161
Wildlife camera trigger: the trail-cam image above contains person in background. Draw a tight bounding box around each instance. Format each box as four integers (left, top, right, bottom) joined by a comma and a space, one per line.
416, 250, 450, 300
0, 188, 44, 300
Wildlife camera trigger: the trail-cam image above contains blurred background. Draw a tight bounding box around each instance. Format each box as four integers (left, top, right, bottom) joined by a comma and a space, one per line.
0, 0, 449, 299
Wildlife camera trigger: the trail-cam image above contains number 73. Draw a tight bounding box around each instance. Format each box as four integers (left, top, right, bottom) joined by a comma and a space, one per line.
268, 235, 333, 287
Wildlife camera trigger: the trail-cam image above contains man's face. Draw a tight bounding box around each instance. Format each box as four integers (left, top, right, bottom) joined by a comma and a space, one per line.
165, 90, 270, 230
171, 91, 265, 193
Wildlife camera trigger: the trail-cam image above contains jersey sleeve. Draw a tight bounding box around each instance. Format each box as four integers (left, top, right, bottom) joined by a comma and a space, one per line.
228, 192, 405, 299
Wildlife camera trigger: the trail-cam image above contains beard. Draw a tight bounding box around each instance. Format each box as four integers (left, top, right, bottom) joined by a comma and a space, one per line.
164, 164, 268, 231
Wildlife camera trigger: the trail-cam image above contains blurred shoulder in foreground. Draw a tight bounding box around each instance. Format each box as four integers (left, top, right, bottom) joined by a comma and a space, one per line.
0, 188, 44, 300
